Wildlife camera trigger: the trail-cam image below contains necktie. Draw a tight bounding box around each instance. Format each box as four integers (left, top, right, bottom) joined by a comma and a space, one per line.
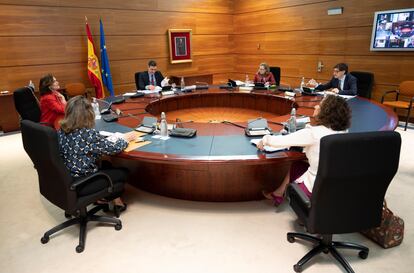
150, 74, 155, 86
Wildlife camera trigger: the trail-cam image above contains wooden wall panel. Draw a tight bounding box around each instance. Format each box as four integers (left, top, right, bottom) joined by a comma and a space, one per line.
234, 0, 413, 33
0, 1, 234, 99
0, 34, 232, 67
0, 0, 233, 13
0, 5, 233, 36
233, 0, 332, 14
232, 0, 414, 102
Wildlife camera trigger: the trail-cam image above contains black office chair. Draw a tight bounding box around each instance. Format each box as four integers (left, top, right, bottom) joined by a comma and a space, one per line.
135, 71, 142, 90
21, 120, 125, 253
270, 66, 281, 86
13, 86, 41, 122
350, 71, 374, 99
286, 131, 401, 273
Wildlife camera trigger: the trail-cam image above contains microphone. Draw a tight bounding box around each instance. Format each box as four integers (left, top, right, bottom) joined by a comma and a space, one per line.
195, 81, 209, 90
100, 101, 113, 115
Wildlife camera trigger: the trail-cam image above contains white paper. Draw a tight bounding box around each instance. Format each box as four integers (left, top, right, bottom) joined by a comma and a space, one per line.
297, 116, 310, 123
142, 89, 160, 94
99, 131, 113, 137
123, 92, 138, 96
250, 139, 287, 152
338, 95, 356, 100
105, 132, 125, 143
152, 135, 170, 140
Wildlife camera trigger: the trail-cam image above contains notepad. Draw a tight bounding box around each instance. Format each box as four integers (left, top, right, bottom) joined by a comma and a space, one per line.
124, 140, 151, 152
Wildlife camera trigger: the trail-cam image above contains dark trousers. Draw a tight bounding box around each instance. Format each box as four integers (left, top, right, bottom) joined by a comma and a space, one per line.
76, 162, 128, 196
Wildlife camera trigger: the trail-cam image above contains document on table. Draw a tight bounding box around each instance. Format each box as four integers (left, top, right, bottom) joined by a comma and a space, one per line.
124, 140, 151, 152
315, 91, 356, 100
250, 138, 287, 153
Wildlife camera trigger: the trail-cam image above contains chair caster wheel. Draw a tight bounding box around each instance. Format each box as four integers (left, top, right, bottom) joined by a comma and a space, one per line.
359, 250, 368, 259
293, 264, 302, 272
287, 235, 295, 243
40, 236, 49, 244
76, 245, 84, 253
64, 212, 72, 218
115, 223, 122, 231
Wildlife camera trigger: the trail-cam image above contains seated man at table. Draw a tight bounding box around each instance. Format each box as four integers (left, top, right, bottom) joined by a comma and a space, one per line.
137, 60, 167, 90
308, 63, 357, 95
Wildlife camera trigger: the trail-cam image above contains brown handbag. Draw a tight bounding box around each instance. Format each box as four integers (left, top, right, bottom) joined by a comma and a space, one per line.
361, 200, 404, 248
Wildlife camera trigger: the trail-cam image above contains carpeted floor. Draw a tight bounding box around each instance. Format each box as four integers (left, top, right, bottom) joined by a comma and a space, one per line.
0, 128, 413, 273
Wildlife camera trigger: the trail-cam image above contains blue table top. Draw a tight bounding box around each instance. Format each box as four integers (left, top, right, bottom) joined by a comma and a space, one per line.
96, 97, 394, 157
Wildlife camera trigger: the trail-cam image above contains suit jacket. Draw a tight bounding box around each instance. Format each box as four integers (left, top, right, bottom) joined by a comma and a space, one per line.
315, 73, 357, 95
136, 71, 164, 90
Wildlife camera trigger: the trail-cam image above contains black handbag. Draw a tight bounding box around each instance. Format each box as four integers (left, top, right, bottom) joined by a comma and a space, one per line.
170, 127, 197, 138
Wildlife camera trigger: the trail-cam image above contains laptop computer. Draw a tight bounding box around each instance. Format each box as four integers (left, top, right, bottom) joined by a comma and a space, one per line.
135, 116, 158, 133
302, 86, 317, 96
254, 82, 268, 90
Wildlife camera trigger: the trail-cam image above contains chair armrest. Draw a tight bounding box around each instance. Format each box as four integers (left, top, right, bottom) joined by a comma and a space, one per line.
381, 90, 398, 103
70, 172, 114, 193
287, 183, 311, 209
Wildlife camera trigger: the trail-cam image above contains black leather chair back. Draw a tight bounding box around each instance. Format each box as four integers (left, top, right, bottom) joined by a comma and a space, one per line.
350, 71, 374, 99
21, 120, 76, 211
308, 131, 401, 234
270, 66, 281, 86
13, 87, 41, 122
135, 72, 142, 90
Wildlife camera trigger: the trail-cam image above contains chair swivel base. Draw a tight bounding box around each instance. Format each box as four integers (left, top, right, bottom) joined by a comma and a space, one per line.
40, 204, 122, 253
287, 232, 369, 273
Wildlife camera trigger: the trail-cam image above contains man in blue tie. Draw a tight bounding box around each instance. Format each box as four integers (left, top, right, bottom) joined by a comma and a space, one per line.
308, 63, 357, 95
137, 60, 165, 90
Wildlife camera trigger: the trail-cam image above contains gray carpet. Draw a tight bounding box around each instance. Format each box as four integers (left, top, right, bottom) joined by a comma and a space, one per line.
0, 128, 413, 273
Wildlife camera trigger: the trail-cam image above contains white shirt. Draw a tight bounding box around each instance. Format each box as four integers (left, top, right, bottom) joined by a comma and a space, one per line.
262, 125, 347, 192
339, 75, 346, 90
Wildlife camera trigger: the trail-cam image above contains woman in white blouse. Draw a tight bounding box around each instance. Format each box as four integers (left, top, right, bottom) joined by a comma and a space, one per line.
257, 94, 351, 206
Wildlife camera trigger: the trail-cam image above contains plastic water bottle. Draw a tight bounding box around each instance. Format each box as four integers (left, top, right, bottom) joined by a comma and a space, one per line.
245, 74, 249, 85
92, 98, 100, 119
288, 108, 297, 133
300, 77, 305, 91
160, 112, 168, 137
180, 77, 185, 91
28, 80, 35, 91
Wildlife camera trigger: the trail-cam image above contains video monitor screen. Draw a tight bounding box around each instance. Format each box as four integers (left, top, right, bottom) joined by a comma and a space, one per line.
370, 8, 414, 51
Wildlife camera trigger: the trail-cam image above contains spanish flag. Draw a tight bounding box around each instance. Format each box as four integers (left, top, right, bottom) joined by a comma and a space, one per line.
85, 18, 104, 98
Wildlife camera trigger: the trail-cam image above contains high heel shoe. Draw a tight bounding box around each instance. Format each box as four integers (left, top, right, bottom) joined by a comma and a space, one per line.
262, 190, 284, 206
113, 203, 127, 218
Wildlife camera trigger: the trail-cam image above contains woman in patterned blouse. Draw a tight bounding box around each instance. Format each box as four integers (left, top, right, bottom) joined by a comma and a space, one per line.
58, 96, 137, 212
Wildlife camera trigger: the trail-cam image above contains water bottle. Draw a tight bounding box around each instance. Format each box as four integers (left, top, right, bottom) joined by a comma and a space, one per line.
245, 74, 249, 85
160, 112, 168, 137
92, 98, 100, 119
300, 77, 305, 91
180, 77, 185, 91
28, 80, 35, 91
288, 108, 297, 133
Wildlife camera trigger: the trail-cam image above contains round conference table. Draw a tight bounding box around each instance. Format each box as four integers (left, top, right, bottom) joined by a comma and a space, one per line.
96, 87, 398, 202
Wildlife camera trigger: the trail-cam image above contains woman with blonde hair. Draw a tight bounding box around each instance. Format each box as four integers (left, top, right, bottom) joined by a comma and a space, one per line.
58, 96, 137, 214
254, 62, 276, 85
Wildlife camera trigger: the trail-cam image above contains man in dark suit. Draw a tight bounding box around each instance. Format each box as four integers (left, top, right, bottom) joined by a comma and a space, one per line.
136, 60, 164, 90
309, 63, 357, 95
